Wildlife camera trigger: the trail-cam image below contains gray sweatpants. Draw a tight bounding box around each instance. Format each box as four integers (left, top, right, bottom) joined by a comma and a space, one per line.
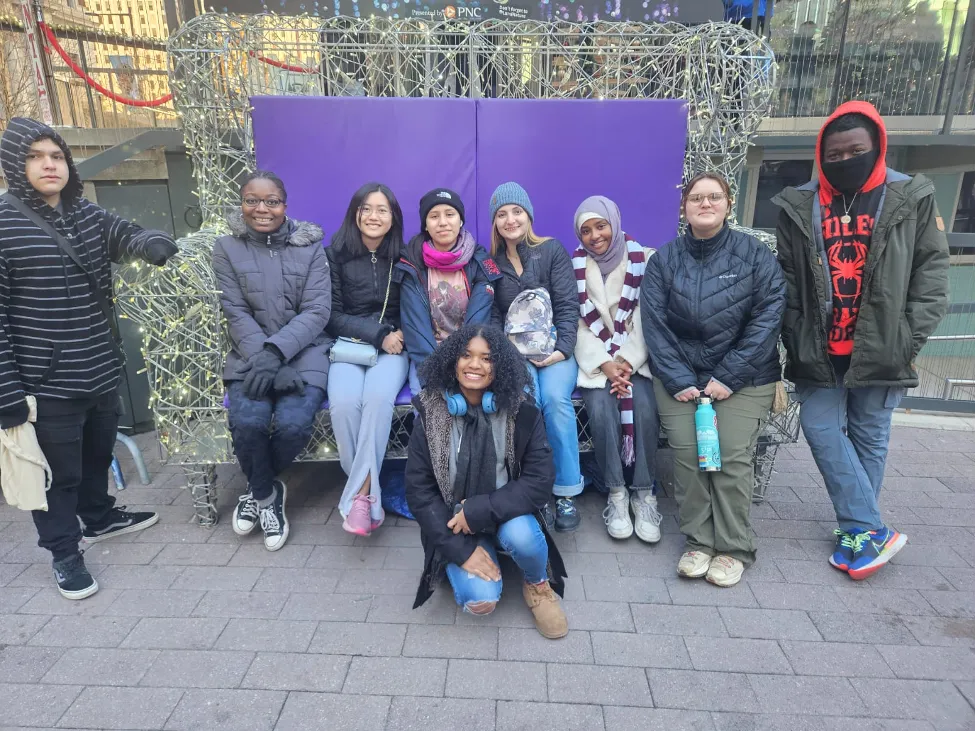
581, 373, 659, 494
327, 352, 409, 522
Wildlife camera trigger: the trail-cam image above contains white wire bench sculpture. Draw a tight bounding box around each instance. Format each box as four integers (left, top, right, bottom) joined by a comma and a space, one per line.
116, 15, 798, 525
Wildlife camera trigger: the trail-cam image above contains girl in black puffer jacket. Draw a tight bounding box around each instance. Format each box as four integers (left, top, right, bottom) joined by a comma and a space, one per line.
326, 183, 408, 537
641, 173, 785, 588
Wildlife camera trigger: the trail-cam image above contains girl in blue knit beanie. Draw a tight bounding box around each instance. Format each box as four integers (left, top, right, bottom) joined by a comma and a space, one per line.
489, 181, 584, 533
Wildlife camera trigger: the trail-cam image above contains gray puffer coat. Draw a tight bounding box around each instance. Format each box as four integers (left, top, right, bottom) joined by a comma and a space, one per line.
213, 211, 332, 390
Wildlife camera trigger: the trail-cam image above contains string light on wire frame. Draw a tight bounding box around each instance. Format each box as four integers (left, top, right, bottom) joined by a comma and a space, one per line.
115, 15, 779, 522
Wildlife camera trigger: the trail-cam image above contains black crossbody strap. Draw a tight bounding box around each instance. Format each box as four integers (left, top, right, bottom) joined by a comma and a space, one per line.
1, 192, 125, 366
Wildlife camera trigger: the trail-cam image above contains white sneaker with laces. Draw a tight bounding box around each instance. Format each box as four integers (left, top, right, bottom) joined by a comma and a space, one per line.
630, 492, 662, 544
706, 555, 744, 587
603, 491, 633, 539
676, 550, 712, 578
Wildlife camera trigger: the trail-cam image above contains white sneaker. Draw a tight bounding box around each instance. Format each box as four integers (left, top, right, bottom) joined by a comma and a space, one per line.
706, 555, 744, 587
602, 491, 633, 539
676, 550, 712, 578
630, 493, 662, 544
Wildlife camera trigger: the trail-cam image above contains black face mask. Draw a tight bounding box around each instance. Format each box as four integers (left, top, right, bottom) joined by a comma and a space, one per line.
821, 150, 880, 196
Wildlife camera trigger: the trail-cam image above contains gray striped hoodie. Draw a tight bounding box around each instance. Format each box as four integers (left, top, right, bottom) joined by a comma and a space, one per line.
0, 117, 176, 427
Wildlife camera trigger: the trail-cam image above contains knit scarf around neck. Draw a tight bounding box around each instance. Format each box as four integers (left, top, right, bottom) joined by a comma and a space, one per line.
422, 228, 477, 271
453, 405, 497, 505
572, 236, 647, 465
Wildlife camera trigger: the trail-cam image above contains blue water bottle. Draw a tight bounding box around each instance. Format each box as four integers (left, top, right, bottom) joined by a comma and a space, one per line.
695, 397, 722, 472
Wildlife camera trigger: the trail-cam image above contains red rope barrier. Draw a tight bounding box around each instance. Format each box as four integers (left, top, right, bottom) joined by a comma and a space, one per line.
39, 22, 174, 108
248, 51, 318, 74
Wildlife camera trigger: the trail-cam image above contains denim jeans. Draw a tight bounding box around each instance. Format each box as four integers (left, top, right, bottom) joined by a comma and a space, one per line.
797, 384, 905, 534
581, 374, 659, 493
527, 357, 584, 497
226, 381, 325, 501
445, 514, 549, 610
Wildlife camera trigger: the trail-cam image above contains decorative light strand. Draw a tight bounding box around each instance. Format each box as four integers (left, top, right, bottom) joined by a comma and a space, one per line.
118, 15, 779, 484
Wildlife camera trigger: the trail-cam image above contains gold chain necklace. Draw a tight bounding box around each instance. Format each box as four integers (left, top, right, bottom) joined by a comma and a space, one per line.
840, 193, 859, 225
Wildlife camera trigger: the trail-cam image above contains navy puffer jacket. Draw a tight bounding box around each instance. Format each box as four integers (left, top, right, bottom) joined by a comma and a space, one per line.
640, 224, 786, 396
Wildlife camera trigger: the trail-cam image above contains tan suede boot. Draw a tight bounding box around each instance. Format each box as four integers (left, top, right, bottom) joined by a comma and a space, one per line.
523, 581, 569, 639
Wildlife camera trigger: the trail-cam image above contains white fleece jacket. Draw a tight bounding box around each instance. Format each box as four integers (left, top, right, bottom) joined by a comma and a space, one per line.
574, 246, 655, 389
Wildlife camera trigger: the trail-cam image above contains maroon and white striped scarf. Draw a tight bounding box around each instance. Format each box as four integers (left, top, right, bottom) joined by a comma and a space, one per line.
572, 236, 646, 465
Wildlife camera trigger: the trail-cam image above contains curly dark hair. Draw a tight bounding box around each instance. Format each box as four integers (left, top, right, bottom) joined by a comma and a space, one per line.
418, 324, 532, 412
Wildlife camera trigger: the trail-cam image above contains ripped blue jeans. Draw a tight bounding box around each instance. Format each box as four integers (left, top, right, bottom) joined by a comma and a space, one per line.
445, 513, 549, 611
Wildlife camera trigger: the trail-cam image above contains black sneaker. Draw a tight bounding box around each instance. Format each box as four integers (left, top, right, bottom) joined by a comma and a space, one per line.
53, 553, 98, 600
232, 492, 260, 536
555, 497, 581, 532
82, 506, 159, 543
259, 480, 289, 552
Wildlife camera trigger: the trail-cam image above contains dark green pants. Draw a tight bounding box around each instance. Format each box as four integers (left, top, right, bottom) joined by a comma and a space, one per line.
655, 379, 775, 566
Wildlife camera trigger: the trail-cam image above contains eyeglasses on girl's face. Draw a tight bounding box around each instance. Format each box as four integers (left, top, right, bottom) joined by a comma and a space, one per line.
686, 192, 727, 206
243, 196, 284, 209
358, 205, 392, 219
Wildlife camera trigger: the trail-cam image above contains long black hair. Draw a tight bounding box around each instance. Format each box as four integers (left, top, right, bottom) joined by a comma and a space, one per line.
240, 169, 287, 201
419, 324, 532, 413
329, 182, 404, 261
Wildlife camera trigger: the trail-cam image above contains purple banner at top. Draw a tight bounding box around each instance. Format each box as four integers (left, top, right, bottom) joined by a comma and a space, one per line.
251, 96, 687, 254
474, 98, 687, 251
252, 96, 477, 244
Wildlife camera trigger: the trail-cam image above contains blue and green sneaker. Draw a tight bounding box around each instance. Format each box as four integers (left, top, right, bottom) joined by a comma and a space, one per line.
848, 526, 908, 580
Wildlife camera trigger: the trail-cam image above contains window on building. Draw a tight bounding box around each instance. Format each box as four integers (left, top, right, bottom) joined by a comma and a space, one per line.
753, 159, 814, 230
953, 171, 975, 234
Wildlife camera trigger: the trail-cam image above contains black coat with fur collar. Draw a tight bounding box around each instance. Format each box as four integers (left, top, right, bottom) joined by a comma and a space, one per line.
405, 390, 567, 609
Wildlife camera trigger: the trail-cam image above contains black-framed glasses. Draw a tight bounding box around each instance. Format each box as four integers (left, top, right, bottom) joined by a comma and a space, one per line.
243, 197, 284, 208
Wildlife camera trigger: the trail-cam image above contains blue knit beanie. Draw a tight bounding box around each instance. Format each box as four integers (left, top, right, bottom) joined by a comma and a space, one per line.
489, 182, 534, 221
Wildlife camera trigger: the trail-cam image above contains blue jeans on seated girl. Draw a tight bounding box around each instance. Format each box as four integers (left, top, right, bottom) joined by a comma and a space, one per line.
446, 513, 548, 610
226, 381, 325, 501
527, 356, 584, 497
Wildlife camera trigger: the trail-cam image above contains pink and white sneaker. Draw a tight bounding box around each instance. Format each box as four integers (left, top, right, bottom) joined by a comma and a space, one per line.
343, 494, 384, 536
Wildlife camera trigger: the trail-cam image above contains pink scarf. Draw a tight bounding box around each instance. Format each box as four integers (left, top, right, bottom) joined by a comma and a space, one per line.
422, 229, 477, 271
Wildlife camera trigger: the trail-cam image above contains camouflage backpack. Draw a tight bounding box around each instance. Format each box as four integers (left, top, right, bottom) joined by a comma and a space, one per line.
504, 287, 557, 358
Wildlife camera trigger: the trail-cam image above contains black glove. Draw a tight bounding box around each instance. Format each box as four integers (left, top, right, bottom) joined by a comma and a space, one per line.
273, 365, 305, 395
0, 400, 29, 429
241, 348, 282, 400
143, 235, 179, 266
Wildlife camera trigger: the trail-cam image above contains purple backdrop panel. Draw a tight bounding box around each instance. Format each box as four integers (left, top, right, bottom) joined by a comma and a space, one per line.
251, 96, 478, 240
475, 98, 688, 252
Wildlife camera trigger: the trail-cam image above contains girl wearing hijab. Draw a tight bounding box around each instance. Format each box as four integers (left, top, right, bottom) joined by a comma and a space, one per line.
395, 188, 502, 395
405, 324, 568, 639
572, 196, 663, 544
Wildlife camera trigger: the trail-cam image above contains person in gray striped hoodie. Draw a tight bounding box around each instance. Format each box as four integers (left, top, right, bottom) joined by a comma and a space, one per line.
0, 117, 178, 600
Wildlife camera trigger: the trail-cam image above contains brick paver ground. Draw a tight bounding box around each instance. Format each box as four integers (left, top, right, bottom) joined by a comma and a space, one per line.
0, 421, 973, 730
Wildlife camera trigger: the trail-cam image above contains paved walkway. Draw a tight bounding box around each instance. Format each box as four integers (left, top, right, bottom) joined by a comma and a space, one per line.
0, 421, 973, 730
